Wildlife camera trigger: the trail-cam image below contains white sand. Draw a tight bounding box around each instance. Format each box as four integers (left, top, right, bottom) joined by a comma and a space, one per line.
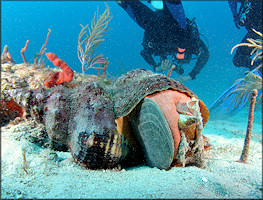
1, 108, 262, 199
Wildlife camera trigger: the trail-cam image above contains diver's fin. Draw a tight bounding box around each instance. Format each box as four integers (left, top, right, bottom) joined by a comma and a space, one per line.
209, 67, 262, 120
151, 1, 163, 10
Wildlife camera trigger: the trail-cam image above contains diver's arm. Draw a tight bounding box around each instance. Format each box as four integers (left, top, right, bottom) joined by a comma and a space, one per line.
140, 48, 158, 71
189, 40, 209, 80
164, 0, 187, 30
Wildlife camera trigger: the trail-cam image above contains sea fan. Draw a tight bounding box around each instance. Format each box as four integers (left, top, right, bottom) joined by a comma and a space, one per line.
77, 3, 112, 77
224, 65, 262, 113
226, 29, 263, 113
231, 29, 262, 65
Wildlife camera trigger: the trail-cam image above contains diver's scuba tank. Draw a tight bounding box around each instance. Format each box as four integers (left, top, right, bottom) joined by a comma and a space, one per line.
173, 18, 200, 63
188, 17, 200, 41
188, 17, 209, 58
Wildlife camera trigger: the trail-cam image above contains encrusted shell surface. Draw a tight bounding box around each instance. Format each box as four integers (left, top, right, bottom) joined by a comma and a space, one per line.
44, 86, 72, 144
67, 82, 130, 169
8, 87, 48, 122
43, 82, 130, 169
111, 69, 209, 126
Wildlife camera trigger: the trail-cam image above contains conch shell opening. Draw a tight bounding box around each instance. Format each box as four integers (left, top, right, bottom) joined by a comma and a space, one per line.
175, 97, 206, 168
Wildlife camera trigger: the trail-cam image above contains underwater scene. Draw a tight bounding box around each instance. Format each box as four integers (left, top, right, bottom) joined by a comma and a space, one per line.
1, 1, 262, 199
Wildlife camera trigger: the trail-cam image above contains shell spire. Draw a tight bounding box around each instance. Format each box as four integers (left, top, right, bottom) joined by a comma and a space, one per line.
8, 87, 48, 123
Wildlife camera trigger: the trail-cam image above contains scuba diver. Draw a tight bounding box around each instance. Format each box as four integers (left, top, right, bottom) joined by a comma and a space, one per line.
117, 0, 209, 82
209, 1, 262, 119
228, 0, 263, 70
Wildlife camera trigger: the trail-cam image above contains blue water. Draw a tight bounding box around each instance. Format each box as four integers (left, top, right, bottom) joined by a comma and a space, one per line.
1, 1, 250, 106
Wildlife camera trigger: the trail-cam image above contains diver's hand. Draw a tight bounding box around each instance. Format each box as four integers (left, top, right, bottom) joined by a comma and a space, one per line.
154, 59, 172, 72
155, 63, 164, 72
175, 75, 192, 83
152, 63, 160, 72
160, 59, 171, 71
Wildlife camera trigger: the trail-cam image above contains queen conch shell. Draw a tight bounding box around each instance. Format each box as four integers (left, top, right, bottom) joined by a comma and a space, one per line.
7, 68, 210, 170
44, 83, 131, 169
112, 69, 209, 169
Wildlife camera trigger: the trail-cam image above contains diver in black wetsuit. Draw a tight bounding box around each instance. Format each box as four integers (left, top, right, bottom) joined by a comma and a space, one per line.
118, 0, 209, 82
228, 0, 262, 70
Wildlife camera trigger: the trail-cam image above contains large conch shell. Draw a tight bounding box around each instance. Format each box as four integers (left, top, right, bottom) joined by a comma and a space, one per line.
8, 69, 210, 170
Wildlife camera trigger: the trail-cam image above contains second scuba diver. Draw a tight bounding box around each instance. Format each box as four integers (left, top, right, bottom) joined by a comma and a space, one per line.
228, 0, 262, 71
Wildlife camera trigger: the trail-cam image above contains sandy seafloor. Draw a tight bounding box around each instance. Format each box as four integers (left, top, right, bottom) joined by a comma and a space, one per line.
1, 106, 262, 199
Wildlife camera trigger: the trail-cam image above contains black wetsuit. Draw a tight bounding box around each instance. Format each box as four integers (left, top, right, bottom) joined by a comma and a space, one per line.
229, 0, 263, 69
118, 1, 209, 80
